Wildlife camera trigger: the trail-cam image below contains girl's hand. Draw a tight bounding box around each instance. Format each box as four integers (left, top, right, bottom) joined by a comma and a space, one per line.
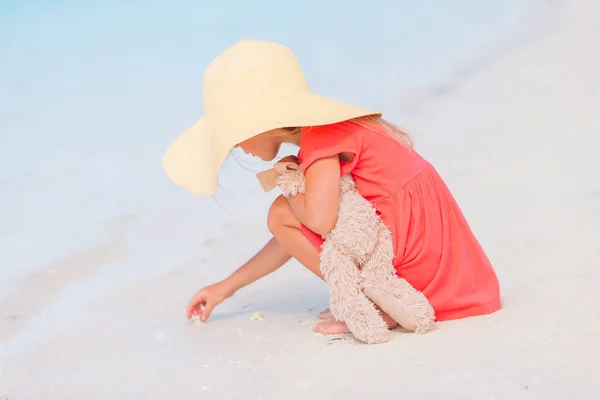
186, 280, 235, 322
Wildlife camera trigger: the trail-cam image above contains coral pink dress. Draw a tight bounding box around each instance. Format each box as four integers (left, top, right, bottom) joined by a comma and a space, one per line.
297, 121, 501, 321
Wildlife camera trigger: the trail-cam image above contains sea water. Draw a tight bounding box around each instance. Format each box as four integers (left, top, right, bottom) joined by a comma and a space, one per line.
0, 0, 549, 300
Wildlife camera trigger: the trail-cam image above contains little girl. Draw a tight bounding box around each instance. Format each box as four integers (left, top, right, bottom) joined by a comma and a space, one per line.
162, 40, 501, 335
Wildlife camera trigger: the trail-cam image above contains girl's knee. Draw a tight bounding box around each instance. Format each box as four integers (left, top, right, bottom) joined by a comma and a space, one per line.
267, 195, 297, 234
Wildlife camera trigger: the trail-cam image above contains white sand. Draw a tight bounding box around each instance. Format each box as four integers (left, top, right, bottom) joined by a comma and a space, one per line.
2, 1, 600, 399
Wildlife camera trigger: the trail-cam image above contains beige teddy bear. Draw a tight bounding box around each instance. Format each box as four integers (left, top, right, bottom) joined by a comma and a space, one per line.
258, 160, 435, 344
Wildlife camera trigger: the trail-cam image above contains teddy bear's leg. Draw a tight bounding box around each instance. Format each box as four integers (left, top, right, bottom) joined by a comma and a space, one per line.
320, 242, 389, 344
360, 225, 436, 334
364, 277, 435, 334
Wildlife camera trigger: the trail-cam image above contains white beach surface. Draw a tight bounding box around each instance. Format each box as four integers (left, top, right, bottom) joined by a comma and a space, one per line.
1, 0, 600, 399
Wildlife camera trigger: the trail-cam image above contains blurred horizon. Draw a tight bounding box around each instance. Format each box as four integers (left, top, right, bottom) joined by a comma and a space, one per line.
0, 0, 548, 297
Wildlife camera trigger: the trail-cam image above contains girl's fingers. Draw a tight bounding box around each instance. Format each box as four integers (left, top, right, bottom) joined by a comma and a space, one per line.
187, 294, 206, 319
186, 302, 195, 319
187, 306, 197, 319
201, 300, 217, 322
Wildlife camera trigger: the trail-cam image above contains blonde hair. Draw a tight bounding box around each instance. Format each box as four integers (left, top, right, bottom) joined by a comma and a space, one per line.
348, 115, 414, 148
283, 115, 414, 148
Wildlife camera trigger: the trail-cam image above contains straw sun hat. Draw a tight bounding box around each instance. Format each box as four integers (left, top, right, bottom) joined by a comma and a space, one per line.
161, 39, 380, 196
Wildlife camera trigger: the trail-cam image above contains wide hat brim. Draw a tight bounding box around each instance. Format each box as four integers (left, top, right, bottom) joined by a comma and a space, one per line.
162, 90, 380, 196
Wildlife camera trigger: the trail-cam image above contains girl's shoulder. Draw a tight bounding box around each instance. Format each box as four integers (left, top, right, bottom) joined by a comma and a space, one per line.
301, 120, 361, 139
300, 120, 363, 152
298, 120, 364, 174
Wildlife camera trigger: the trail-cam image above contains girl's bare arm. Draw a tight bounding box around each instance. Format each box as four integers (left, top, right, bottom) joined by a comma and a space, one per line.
287, 155, 341, 235
187, 237, 291, 321
226, 237, 291, 291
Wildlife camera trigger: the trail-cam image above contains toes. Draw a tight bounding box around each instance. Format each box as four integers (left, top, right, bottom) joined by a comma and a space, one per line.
318, 308, 333, 320
313, 321, 351, 335
380, 312, 399, 329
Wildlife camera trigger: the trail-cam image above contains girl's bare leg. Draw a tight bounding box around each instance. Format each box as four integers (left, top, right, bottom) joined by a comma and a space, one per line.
267, 195, 323, 279
268, 195, 397, 335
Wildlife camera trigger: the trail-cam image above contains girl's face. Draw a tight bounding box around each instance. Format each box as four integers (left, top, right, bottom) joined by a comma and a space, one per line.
236, 128, 293, 161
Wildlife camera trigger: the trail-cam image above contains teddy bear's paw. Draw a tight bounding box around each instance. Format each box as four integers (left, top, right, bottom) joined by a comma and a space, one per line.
342, 297, 390, 344
364, 279, 435, 334
276, 170, 305, 197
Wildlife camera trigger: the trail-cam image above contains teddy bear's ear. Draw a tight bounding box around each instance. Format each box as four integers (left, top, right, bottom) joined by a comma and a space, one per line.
256, 162, 301, 192
256, 169, 282, 192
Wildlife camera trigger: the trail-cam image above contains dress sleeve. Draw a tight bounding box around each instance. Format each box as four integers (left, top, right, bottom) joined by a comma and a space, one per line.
299, 122, 361, 176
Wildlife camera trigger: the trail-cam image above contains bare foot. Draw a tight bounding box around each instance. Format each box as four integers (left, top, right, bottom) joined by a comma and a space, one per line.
318, 308, 332, 320
380, 312, 399, 329
313, 320, 351, 335
313, 313, 398, 335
